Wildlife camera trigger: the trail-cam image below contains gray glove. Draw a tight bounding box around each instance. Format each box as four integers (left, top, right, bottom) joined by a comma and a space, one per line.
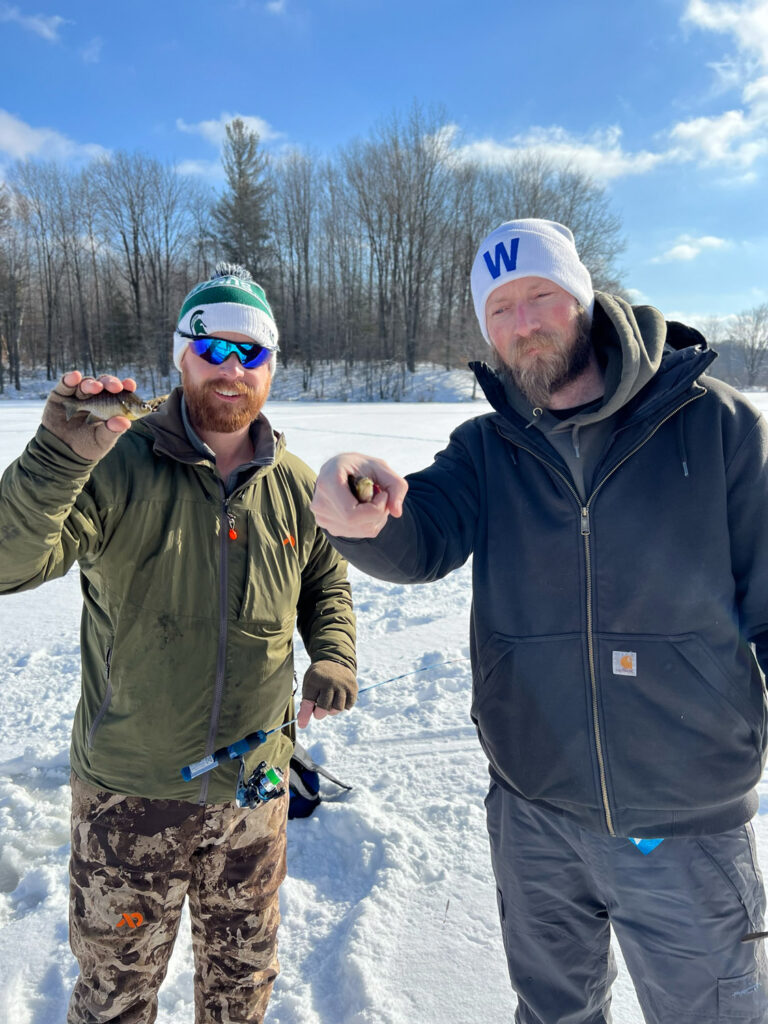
41, 377, 126, 462
301, 660, 358, 712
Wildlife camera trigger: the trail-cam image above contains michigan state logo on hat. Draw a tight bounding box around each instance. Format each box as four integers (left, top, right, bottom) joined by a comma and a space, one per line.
189, 310, 207, 335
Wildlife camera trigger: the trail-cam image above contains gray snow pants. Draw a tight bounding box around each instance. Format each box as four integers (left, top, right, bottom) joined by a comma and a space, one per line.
67, 772, 288, 1024
486, 781, 768, 1023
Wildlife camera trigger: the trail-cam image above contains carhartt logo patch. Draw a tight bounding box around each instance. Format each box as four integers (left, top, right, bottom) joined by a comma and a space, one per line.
116, 912, 144, 929
613, 651, 636, 676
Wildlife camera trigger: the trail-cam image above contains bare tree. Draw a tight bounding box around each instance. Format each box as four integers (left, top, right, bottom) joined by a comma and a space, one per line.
733, 304, 768, 388
140, 161, 197, 379
90, 152, 201, 383
90, 152, 151, 364
9, 162, 67, 378
270, 149, 318, 368
0, 185, 28, 392
341, 103, 454, 372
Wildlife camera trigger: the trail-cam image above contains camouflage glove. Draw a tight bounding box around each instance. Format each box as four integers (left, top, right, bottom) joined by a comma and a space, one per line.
301, 660, 358, 712
41, 377, 125, 462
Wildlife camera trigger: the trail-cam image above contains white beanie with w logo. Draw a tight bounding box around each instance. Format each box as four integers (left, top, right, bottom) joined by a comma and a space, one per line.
470, 219, 595, 344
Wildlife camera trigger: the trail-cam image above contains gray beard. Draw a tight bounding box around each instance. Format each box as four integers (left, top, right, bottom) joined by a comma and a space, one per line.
492, 309, 593, 408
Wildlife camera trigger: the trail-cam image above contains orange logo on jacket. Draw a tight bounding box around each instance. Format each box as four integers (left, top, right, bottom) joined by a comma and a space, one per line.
283, 535, 296, 547
117, 912, 144, 929
620, 655, 634, 672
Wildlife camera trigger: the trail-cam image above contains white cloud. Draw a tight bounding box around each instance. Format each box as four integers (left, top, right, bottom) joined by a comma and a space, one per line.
266, 0, 287, 12
668, 108, 768, 167
448, 124, 666, 181
80, 36, 102, 63
447, 5, 768, 183
176, 113, 283, 148
652, 234, 732, 262
744, 72, 768, 114
175, 158, 224, 179
684, 0, 768, 65
0, 4, 68, 42
672, 1, 768, 170
0, 109, 106, 162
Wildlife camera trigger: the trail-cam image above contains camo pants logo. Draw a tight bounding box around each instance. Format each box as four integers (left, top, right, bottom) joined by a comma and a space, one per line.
66, 772, 288, 1024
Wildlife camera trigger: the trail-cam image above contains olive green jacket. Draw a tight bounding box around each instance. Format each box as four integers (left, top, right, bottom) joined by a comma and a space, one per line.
0, 389, 356, 803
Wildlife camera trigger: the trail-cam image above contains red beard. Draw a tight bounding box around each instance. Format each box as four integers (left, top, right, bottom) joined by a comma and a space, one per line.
183, 376, 271, 434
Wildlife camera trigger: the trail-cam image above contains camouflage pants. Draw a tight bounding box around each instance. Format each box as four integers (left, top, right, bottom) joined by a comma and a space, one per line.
67, 772, 288, 1024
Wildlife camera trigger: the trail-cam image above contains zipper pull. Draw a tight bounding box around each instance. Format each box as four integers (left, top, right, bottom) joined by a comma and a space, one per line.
581, 507, 591, 536
227, 511, 237, 541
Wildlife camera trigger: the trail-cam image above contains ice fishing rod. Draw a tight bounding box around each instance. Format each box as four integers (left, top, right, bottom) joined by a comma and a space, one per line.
180, 656, 471, 783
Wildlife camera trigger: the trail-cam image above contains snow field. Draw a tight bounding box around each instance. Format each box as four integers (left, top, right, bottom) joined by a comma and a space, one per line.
2, 393, 768, 1021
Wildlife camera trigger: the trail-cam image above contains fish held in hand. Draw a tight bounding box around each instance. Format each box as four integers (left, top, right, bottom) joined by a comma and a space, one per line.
61, 390, 155, 424
348, 475, 380, 503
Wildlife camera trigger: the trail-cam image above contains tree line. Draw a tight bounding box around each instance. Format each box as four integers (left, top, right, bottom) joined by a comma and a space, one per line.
2, 105, 760, 396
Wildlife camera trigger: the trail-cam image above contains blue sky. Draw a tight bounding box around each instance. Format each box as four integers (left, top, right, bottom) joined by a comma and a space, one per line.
1, 0, 767, 324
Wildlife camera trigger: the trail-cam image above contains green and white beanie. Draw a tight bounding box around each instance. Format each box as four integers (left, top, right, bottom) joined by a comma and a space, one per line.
173, 264, 279, 372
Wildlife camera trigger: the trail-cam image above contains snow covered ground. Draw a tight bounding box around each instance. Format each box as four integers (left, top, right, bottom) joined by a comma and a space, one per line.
2, 389, 768, 1023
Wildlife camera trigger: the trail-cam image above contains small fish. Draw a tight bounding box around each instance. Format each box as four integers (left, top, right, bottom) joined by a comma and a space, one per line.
60, 389, 155, 424
348, 475, 380, 503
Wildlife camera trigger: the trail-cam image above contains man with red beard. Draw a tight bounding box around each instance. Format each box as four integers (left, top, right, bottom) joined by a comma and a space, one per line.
0, 264, 357, 1023
310, 221, 768, 1022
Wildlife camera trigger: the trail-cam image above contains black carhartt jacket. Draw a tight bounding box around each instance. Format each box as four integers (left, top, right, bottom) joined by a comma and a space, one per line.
329, 297, 768, 838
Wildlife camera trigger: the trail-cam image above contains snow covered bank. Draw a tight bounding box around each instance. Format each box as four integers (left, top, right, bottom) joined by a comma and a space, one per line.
0, 362, 484, 405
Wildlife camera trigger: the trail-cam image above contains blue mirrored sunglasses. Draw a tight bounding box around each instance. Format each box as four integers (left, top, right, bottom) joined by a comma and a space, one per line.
179, 332, 273, 369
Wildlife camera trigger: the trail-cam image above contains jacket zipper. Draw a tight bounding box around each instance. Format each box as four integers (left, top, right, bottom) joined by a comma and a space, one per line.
507, 391, 703, 835
87, 645, 114, 748
578, 504, 615, 834
197, 486, 233, 804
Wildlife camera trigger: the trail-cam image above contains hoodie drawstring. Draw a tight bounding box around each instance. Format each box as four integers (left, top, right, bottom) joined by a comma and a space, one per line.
676, 409, 689, 478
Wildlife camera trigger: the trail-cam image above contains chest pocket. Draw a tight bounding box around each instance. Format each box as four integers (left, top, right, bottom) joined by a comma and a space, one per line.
238, 510, 302, 627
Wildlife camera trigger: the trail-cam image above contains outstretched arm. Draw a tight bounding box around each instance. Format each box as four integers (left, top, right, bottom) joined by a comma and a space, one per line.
312, 429, 480, 585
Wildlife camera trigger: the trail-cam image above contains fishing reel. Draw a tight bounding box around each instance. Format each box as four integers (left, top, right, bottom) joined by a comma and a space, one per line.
235, 759, 285, 809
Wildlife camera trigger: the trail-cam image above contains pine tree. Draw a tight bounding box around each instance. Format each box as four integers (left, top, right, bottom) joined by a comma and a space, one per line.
211, 119, 273, 286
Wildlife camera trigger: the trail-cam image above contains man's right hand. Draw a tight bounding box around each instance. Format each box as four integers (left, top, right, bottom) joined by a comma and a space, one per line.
311, 453, 408, 538
42, 371, 137, 462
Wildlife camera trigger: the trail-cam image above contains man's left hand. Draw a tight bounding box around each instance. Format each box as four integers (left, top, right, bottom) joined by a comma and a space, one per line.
297, 661, 358, 728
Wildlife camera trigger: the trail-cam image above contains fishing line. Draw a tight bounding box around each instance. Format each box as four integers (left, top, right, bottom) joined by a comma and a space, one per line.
180, 655, 471, 783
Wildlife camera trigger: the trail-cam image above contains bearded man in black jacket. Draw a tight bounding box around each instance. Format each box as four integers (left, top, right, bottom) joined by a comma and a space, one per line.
310, 219, 768, 1023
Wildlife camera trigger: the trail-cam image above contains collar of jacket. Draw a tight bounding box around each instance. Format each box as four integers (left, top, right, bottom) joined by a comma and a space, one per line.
132, 386, 284, 473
